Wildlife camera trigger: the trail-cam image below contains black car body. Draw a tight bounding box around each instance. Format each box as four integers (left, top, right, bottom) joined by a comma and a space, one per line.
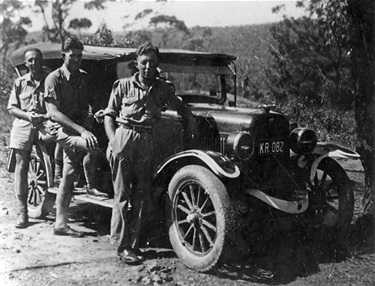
9, 43, 360, 271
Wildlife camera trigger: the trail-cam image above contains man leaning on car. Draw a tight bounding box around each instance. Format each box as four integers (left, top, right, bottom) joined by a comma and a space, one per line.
103, 42, 199, 264
43, 37, 107, 238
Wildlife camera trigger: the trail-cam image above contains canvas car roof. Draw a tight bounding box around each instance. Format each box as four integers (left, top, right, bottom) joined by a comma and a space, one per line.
9, 42, 237, 68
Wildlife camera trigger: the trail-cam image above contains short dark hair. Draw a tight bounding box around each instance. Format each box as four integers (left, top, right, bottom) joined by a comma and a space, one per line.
62, 37, 84, 52
136, 42, 160, 61
24, 48, 43, 59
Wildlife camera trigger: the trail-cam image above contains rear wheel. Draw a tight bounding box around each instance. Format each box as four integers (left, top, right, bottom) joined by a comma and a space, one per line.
166, 165, 230, 272
28, 147, 56, 219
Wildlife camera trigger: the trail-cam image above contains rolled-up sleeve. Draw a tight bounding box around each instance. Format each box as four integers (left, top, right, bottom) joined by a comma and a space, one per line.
103, 80, 123, 118
7, 80, 20, 110
44, 73, 60, 107
165, 87, 190, 117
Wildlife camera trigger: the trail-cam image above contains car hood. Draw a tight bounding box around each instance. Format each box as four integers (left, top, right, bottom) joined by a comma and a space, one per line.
169, 103, 285, 134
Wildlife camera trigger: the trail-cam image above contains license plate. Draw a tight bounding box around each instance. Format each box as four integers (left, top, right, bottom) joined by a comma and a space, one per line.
259, 140, 286, 155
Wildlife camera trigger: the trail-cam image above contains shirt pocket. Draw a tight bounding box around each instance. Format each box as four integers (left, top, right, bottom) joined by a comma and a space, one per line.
121, 96, 140, 118
19, 92, 34, 111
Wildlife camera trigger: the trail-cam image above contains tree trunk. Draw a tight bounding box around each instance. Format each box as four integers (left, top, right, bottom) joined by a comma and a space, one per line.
348, 0, 375, 248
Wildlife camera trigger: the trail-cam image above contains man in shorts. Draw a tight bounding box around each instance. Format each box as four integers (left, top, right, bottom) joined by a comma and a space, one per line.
44, 37, 107, 237
8, 48, 49, 228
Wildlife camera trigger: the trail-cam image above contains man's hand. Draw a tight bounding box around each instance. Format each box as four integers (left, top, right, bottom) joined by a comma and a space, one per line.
94, 109, 104, 124
127, 109, 155, 126
81, 129, 99, 149
28, 112, 48, 127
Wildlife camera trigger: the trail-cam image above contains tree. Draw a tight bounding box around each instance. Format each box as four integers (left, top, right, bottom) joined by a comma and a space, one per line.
68, 18, 92, 32
347, 0, 375, 235
34, 0, 105, 43
0, 0, 31, 61
149, 15, 190, 47
82, 23, 114, 46
267, 0, 354, 112
269, 0, 375, 236
0, 0, 31, 94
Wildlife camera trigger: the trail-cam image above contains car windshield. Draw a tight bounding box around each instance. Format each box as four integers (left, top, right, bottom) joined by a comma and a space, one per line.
117, 60, 234, 105
165, 72, 231, 104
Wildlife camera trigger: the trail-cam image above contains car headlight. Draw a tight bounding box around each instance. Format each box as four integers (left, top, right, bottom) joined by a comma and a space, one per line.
225, 131, 254, 161
290, 127, 317, 154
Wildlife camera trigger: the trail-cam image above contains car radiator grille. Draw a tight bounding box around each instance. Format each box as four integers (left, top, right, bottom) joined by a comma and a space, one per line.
248, 114, 292, 188
184, 136, 223, 153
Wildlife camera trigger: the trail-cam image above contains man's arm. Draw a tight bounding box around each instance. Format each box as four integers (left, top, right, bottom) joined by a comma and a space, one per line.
44, 72, 98, 149
7, 80, 46, 126
103, 79, 123, 144
104, 115, 117, 146
176, 105, 199, 137
166, 84, 199, 137
45, 99, 98, 149
8, 107, 47, 127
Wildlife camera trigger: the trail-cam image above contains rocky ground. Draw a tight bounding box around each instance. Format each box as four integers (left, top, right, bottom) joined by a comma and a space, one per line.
0, 146, 374, 286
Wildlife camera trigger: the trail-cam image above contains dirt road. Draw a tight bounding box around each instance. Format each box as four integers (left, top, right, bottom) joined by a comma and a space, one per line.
0, 149, 374, 286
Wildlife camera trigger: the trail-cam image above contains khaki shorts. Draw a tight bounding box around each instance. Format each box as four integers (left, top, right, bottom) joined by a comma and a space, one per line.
9, 118, 43, 151
43, 120, 93, 166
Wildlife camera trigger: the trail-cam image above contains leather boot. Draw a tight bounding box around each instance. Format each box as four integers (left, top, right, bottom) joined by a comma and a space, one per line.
15, 212, 28, 229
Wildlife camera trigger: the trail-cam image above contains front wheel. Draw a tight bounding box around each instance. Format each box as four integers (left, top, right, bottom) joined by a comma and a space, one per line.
307, 157, 354, 230
166, 165, 230, 272
28, 146, 56, 219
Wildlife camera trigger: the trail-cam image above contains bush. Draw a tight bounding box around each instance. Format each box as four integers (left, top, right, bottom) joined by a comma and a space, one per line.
278, 103, 357, 149
0, 67, 13, 148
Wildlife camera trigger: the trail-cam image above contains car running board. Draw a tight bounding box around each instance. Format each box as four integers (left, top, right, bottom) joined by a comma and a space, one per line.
48, 187, 114, 208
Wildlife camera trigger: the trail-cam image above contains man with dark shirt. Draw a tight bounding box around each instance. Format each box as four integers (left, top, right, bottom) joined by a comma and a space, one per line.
44, 37, 106, 237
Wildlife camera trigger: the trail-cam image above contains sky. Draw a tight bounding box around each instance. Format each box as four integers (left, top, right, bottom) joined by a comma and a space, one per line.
23, 0, 306, 32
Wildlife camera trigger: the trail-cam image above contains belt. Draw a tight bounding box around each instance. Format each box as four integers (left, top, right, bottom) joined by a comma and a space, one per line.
118, 123, 152, 134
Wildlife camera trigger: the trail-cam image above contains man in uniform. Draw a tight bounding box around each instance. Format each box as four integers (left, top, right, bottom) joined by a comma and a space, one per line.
44, 37, 107, 237
8, 48, 49, 228
103, 42, 198, 264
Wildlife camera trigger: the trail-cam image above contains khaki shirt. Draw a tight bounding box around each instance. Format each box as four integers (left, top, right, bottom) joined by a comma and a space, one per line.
104, 73, 184, 126
7, 72, 47, 114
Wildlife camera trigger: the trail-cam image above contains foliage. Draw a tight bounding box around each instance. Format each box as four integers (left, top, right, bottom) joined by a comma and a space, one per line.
0, 0, 31, 66
68, 18, 92, 31
347, 0, 375, 216
149, 15, 190, 47
34, 0, 105, 43
82, 23, 114, 46
265, 0, 354, 112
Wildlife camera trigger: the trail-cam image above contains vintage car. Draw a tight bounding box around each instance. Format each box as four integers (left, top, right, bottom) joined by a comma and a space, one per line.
9, 42, 360, 271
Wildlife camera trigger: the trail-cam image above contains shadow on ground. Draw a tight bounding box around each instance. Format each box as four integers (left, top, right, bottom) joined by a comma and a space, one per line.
48, 199, 374, 285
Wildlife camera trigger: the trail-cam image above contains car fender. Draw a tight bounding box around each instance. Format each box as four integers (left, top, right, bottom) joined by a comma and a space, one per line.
297, 142, 360, 181
153, 149, 240, 182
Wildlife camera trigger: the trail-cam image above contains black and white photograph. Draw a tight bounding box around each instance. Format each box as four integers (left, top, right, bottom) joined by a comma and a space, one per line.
0, 0, 374, 285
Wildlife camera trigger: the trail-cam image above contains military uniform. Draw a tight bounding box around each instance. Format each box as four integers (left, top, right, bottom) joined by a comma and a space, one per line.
8, 72, 47, 150
104, 72, 186, 251
44, 65, 98, 165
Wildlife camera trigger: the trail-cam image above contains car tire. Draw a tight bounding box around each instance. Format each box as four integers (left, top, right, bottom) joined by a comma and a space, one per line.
166, 165, 230, 272
28, 146, 56, 219
308, 157, 354, 230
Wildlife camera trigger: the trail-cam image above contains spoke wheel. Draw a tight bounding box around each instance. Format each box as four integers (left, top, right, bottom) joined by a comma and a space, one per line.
167, 165, 230, 272
307, 158, 354, 229
27, 148, 56, 219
